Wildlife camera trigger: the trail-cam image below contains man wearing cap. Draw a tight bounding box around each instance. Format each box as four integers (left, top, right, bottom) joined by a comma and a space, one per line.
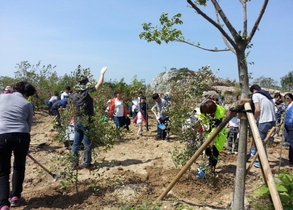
248, 84, 276, 167
61, 86, 71, 99
70, 66, 108, 170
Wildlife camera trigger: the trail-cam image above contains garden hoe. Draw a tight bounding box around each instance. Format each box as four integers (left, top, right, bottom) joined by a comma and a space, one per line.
27, 153, 59, 182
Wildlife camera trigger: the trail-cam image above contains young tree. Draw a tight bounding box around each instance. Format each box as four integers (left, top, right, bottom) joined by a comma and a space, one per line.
253, 76, 279, 89
281, 71, 293, 92
139, 1, 272, 209
14, 61, 58, 106
56, 72, 77, 94
0, 76, 18, 92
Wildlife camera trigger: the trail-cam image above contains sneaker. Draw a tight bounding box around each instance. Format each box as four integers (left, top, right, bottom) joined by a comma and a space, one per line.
0, 206, 10, 210
10, 196, 25, 207
83, 164, 94, 171
234, 152, 238, 155
283, 142, 290, 147
227, 151, 231, 155
254, 162, 261, 168
250, 148, 256, 156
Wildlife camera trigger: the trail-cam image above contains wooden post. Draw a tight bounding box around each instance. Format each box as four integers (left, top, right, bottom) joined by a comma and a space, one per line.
244, 103, 283, 210
246, 127, 276, 175
157, 110, 237, 201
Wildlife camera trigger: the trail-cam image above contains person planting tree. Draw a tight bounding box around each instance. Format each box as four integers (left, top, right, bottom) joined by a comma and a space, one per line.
151, 93, 169, 140
199, 100, 227, 171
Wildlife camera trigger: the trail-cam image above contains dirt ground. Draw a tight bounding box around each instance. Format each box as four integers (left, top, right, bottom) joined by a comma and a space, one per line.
11, 110, 293, 210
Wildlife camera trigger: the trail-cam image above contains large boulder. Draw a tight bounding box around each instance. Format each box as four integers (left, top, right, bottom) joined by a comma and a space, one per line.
149, 68, 200, 93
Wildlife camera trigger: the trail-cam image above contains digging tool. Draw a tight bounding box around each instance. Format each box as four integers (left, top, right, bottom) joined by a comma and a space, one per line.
151, 110, 166, 130
27, 153, 59, 181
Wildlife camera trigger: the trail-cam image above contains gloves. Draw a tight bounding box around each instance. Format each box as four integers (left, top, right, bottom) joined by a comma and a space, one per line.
100, 67, 108, 74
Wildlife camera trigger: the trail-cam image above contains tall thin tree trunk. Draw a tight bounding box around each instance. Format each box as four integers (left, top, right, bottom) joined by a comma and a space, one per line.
232, 49, 249, 210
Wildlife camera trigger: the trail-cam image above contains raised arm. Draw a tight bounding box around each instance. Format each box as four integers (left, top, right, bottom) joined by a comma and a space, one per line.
95, 67, 108, 91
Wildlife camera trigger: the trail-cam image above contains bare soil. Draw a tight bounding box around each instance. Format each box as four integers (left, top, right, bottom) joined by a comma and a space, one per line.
12, 110, 293, 210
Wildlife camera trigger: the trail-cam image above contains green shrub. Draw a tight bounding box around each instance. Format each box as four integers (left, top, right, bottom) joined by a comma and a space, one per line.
253, 169, 293, 209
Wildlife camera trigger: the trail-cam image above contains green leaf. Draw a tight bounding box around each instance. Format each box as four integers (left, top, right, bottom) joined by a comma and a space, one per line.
279, 192, 291, 204
254, 185, 269, 196
276, 184, 288, 192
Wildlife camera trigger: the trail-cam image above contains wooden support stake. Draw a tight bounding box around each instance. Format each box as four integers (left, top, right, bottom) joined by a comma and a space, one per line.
246, 127, 276, 175
157, 109, 237, 201
244, 103, 283, 210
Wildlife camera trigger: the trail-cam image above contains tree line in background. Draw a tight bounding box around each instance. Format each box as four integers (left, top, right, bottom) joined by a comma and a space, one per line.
0, 61, 148, 109
1, 61, 293, 107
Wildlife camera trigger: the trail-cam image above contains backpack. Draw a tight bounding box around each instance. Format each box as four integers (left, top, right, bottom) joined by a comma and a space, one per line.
250, 90, 273, 114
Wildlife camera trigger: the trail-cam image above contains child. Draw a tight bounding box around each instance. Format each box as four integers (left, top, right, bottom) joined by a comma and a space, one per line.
139, 96, 149, 131
133, 111, 147, 136
226, 111, 240, 155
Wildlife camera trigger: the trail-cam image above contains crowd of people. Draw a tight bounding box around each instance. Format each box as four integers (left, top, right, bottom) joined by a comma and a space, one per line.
1, 75, 293, 209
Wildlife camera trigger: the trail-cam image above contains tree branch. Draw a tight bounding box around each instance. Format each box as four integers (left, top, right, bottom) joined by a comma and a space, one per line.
210, 0, 240, 43
247, 0, 269, 43
176, 39, 230, 52
215, 9, 236, 54
187, 0, 238, 51
240, 0, 248, 37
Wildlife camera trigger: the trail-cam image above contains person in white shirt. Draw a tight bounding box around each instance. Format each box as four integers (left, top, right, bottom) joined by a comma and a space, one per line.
61, 86, 71, 99
131, 91, 143, 119
47, 92, 59, 115
248, 84, 276, 167
226, 112, 240, 155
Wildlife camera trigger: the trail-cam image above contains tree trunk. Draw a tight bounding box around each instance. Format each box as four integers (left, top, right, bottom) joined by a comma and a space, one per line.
232, 48, 249, 210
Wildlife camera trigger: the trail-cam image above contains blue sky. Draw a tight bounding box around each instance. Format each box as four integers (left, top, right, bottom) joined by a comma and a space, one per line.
0, 0, 292, 86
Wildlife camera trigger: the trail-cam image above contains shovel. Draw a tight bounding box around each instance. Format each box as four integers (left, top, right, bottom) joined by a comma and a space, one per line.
158, 121, 166, 130
152, 110, 166, 130
27, 153, 59, 181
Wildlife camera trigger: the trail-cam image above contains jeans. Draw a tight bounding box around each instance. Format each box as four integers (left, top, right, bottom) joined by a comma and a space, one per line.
71, 123, 92, 167
47, 101, 53, 115
113, 116, 125, 128
0, 133, 30, 208
284, 129, 289, 143
285, 124, 293, 163
227, 130, 239, 152
157, 118, 169, 139
132, 111, 138, 119
251, 121, 275, 155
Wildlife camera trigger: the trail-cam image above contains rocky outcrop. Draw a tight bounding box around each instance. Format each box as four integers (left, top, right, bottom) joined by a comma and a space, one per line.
149, 68, 200, 94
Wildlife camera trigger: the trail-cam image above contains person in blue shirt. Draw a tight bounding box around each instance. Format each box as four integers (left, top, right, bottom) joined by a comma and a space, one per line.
51, 98, 69, 115
284, 93, 293, 164
51, 98, 69, 127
